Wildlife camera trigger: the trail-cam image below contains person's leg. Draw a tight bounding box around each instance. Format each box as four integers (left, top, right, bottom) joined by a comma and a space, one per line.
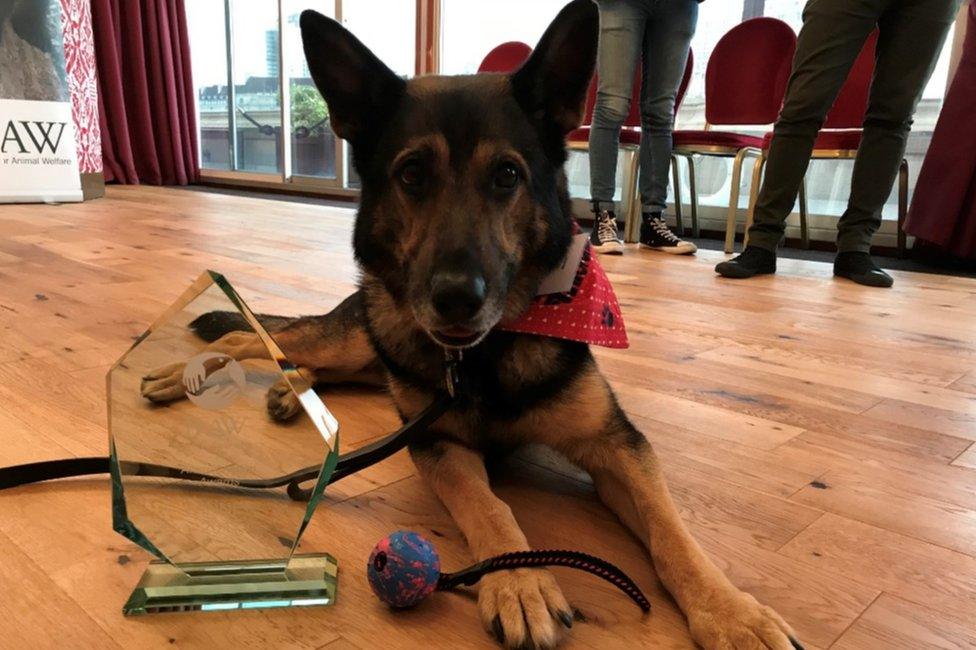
835, 0, 962, 256
636, 0, 698, 255
718, 0, 883, 278
588, 0, 645, 214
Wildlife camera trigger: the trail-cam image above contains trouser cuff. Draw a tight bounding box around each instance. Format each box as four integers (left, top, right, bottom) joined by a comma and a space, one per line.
744, 230, 780, 252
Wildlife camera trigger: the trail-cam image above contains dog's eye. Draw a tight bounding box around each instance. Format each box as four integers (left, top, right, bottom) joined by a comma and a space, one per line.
493, 162, 520, 190
399, 160, 426, 189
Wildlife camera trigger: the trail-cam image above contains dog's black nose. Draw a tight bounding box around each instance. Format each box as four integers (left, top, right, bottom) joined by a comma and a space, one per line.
431, 272, 487, 324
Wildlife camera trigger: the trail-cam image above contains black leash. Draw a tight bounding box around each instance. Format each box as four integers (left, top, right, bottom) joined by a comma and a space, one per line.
0, 352, 462, 502
437, 549, 651, 613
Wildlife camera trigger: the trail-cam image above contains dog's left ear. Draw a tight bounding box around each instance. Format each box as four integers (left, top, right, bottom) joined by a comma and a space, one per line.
511, 0, 599, 134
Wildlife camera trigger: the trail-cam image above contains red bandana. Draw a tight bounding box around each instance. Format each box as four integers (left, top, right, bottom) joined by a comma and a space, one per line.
499, 240, 629, 349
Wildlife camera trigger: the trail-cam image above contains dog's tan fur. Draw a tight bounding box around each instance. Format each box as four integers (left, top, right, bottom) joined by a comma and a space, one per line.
141, 3, 801, 648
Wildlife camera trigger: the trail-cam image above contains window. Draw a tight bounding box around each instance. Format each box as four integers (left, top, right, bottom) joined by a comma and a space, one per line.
439, 1, 565, 75
187, 0, 417, 189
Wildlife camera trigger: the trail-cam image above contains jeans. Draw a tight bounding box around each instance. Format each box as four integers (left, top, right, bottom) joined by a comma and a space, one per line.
589, 0, 698, 214
748, 0, 963, 253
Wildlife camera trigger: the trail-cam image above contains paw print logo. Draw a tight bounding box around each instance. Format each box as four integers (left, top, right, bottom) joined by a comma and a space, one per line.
601, 304, 615, 328
182, 352, 246, 411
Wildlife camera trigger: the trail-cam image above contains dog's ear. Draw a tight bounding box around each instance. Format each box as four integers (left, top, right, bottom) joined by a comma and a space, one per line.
300, 10, 405, 144
511, 0, 599, 134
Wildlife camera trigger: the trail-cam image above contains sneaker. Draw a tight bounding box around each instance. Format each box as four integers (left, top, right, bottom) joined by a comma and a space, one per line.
639, 213, 697, 255
590, 209, 624, 255
834, 251, 893, 288
715, 246, 777, 278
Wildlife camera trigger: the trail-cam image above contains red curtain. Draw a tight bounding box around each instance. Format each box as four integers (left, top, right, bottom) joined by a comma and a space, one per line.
92, 0, 199, 185
904, 1, 976, 259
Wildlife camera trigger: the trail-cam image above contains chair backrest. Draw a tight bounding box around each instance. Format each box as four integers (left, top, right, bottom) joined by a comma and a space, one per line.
823, 30, 879, 128
477, 41, 532, 73
579, 51, 694, 127
704, 17, 797, 125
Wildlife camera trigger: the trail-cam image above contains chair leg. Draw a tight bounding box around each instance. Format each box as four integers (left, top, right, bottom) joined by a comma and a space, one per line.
744, 153, 766, 250
687, 154, 699, 238
671, 154, 683, 236
799, 176, 810, 250
618, 148, 640, 243
724, 149, 750, 254
627, 148, 641, 243
898, 158, 908, 258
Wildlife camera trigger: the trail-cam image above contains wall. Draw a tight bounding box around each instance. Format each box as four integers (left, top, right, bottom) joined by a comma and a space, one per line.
59, 0, 102, 176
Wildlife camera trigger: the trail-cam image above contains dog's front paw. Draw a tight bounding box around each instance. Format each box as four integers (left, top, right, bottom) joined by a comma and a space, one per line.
688, 589, 802, 650
140, 363, 187, 403
478, 568, 573, 649
266, 379, 301, 421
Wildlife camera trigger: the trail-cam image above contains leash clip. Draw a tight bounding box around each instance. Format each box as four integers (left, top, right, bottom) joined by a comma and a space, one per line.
444, 349, 461, 398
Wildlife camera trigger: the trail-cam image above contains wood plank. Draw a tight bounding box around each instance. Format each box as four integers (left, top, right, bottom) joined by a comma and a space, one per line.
697, 345, 976, 415
831, 594, 976, 650
0, 531, 120, 650
863, 398, 976, 442
950, 370, 976, 395
953, 443, 976, 470
613, 382, 806, 450
790, 470, 976, 557
779, 514, 976, 626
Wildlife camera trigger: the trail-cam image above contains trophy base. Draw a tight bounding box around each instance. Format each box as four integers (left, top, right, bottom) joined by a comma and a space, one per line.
122, 554, 338, 615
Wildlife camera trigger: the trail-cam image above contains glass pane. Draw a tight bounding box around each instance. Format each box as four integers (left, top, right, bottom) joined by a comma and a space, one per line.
232, 1, 282, 173
283, 0, 338, 179
341, 0, 416, 188
439, 1, 565, 75
187, 0, 232, 170
341, 0, 416, 77
761, 0, 805, 27
109, 272, 339, 566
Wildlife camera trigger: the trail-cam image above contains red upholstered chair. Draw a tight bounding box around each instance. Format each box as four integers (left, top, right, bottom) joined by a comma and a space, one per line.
671, 18, 797, 251
567, 53, 694, 242
744, 31, 906, 254
477, 41, 532, 73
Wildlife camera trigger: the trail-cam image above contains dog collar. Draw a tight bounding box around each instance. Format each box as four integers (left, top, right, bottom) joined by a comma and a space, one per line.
499, 238, 629, 349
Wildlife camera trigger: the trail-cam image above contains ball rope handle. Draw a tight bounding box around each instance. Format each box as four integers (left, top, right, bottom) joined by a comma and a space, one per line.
437, 549, 651, 613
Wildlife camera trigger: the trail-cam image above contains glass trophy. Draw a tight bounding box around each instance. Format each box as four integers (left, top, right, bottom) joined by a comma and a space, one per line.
107, 271, 340, 615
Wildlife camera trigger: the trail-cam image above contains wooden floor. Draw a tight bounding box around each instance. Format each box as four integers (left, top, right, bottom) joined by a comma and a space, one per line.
1, 185, 975, 650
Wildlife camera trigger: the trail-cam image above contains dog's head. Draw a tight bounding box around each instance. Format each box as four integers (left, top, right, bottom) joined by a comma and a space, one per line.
301, 0, 598, 349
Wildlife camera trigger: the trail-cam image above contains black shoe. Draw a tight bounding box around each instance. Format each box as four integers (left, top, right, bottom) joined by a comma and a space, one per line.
715, 246, 777, 278
590, 208, 624, 255
639, 212, 697, 255
834, 251, 893, 288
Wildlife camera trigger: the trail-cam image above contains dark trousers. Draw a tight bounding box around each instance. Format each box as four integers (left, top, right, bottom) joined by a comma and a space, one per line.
748, 0, 963, 253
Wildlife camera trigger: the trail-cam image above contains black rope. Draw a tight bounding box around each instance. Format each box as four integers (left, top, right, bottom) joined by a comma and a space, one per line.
437, 549, 651, 613
0, 383, 459, 502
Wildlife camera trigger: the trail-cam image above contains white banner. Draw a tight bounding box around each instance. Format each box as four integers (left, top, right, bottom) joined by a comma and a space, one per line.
0, 99, 82, 203
0, 0, 83, 203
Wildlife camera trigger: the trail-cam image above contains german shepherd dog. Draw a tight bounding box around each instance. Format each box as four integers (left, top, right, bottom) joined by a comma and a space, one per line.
141, 2, 801, 647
